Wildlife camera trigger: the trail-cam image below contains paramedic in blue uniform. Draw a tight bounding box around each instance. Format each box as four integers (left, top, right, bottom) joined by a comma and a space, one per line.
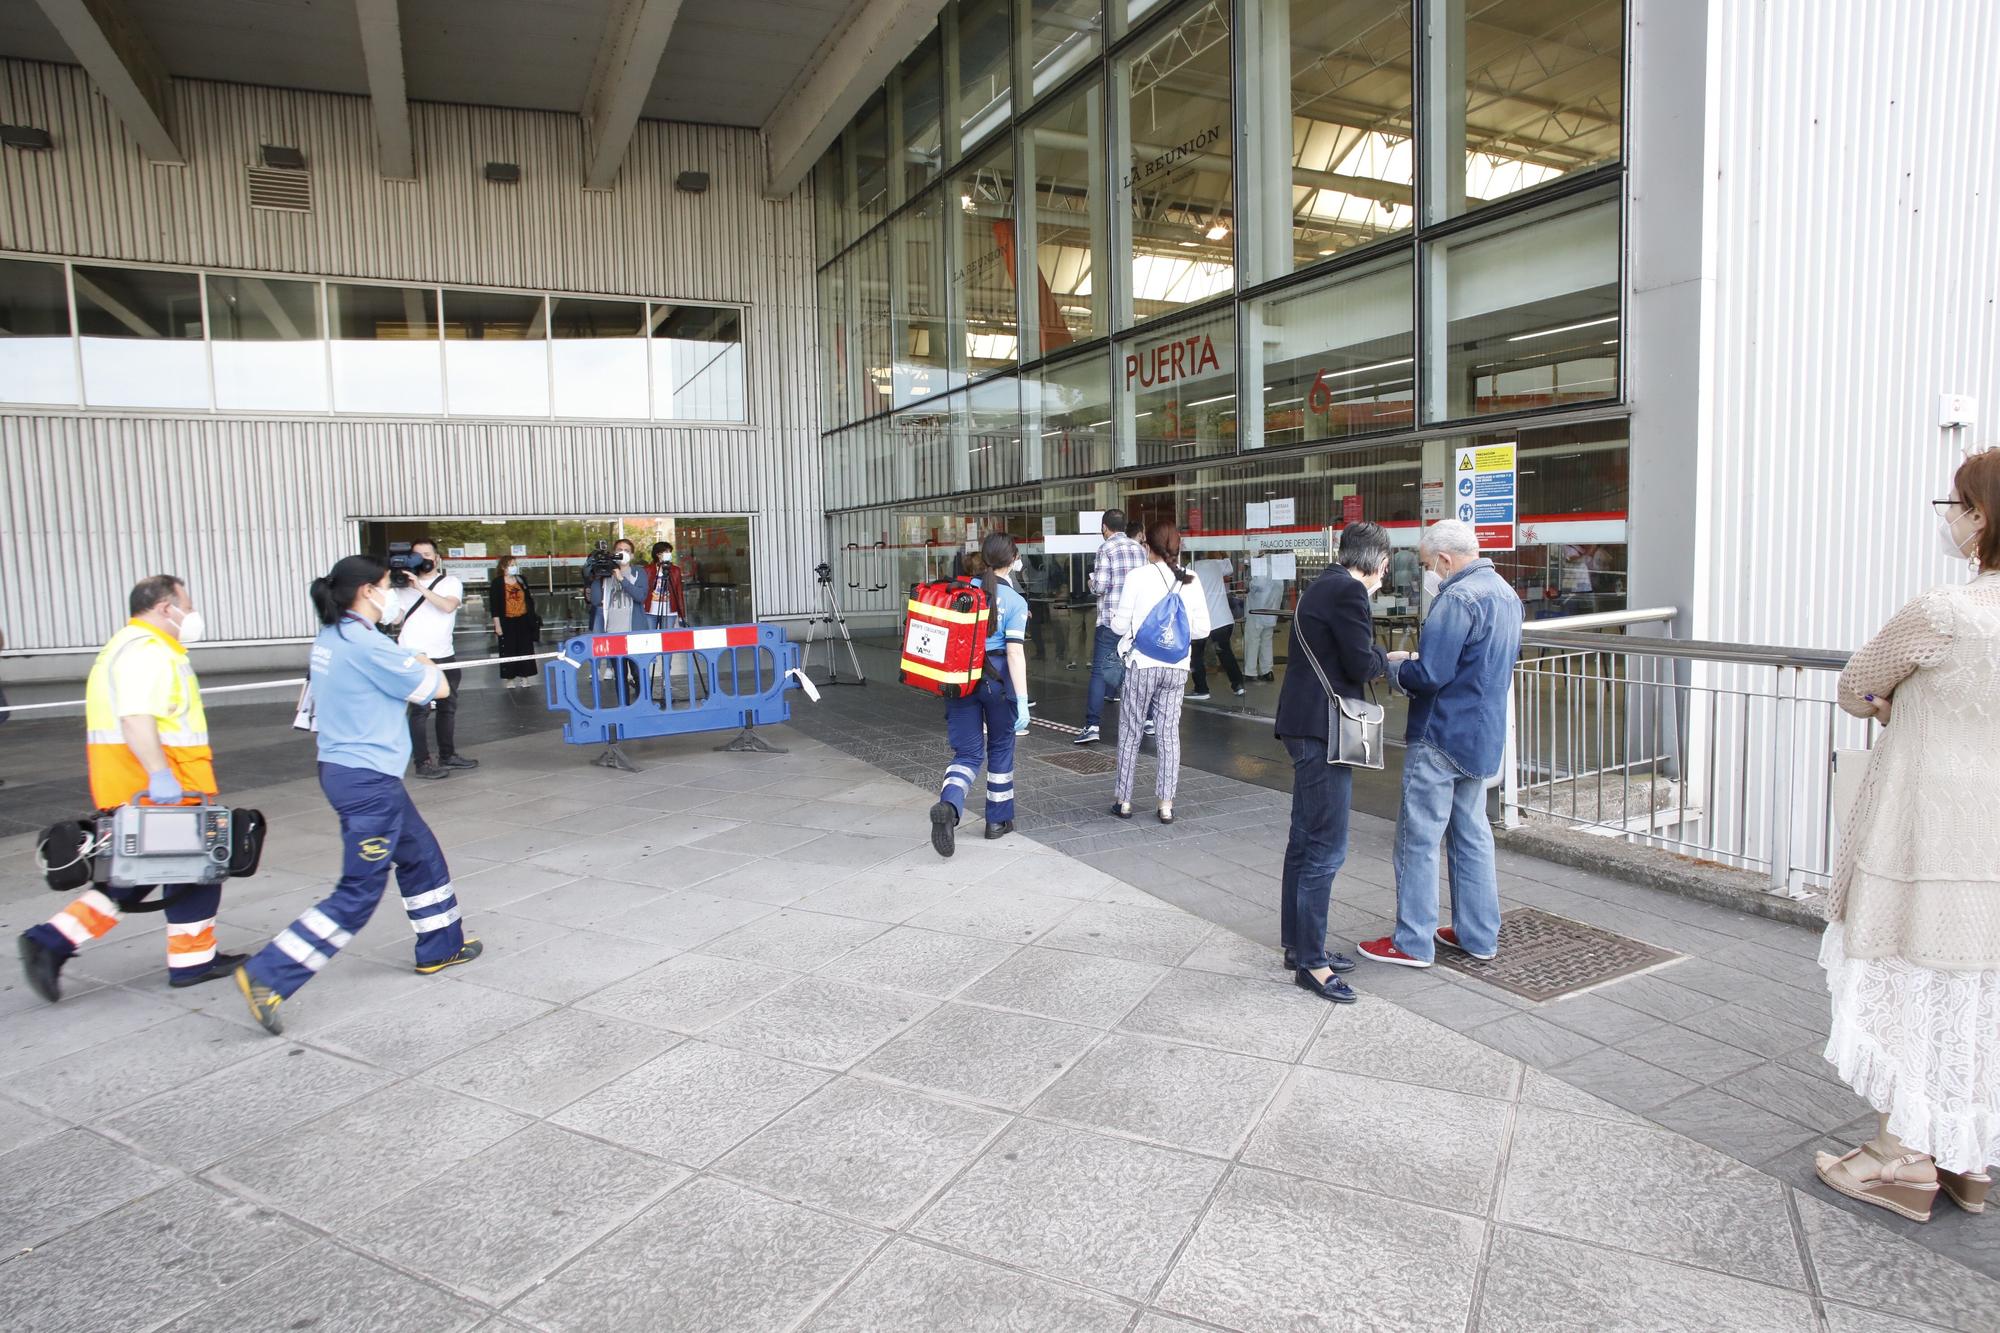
235, 555, 481, 1034
929, 532, 1031, 857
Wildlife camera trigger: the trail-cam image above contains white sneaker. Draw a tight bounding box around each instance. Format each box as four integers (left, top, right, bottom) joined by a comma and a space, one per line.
1073, 726, 1101, 745
1186, 692, 1211, 701
1233, 686, 1246, 696
1144, 720, 1156, 736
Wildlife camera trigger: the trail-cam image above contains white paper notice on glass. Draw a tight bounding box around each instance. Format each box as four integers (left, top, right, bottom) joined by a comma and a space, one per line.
464, 542, 487, 558
1043, 516, 1058, 538
447, 547, 465, 559
1244, 502, 1271, 529
511, 544, 528, 557
1269, 497, 1297, 527
1249, 556, 1271, 576
1269, 552, 1298, 579
1079, 510, 1105, 536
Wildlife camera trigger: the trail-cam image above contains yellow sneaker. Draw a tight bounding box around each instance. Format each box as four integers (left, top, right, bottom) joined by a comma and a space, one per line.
415, 938, 483, 975
234, 965, 284, 1036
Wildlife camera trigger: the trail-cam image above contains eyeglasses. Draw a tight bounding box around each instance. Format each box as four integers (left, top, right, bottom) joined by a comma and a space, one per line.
1933, 498, 1968, 516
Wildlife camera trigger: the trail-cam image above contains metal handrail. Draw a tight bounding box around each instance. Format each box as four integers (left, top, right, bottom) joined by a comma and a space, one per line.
1522, 629, 1851, 672
1526, 605, 1680, 633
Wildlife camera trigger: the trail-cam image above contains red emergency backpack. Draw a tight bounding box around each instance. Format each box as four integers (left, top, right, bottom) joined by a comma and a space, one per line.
900, 578, 989, 698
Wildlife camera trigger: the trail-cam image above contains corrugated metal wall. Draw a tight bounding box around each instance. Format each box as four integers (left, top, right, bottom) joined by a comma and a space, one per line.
1627, 1, 2000, 884
1700, 1, 1999, 651
0, 61, 825, 650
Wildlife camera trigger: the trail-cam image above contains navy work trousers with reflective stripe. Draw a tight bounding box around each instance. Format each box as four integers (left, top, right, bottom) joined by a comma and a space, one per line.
245, 762, 463, 998
939, 675, 1017, 825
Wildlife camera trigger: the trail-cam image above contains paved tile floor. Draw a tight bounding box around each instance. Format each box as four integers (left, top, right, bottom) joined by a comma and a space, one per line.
1, 718, 1996, 1331
788, 650, 2000, 1286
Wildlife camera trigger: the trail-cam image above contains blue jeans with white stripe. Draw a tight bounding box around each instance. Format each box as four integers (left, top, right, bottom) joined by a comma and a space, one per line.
244, 762, 465, 998
939, 675, 1017, 826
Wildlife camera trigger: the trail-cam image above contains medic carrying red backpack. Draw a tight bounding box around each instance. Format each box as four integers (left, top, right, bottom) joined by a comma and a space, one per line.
900, 577, 989, 698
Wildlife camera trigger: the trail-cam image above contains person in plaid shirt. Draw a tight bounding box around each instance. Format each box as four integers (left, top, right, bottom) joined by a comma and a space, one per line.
1075, 508, 1145, 745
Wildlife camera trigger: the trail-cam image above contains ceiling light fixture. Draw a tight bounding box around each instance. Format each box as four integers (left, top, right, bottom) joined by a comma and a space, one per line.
1204, 221, 1230, 241
1506, 315, 1618, 343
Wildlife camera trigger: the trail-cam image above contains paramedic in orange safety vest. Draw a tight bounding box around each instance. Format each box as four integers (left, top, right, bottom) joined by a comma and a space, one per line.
928, 532, 1032, 858
17, 575, 250, 1001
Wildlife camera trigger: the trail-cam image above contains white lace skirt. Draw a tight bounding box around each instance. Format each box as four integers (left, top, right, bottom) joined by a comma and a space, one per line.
1820, 922, 2000, 1173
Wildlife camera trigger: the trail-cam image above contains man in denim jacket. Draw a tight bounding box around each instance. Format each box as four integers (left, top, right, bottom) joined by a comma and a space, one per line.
1359, 519, 1523, 968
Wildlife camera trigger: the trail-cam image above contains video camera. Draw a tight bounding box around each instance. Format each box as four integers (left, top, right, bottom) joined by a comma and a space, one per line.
584, 540, 621, 581
386, 541, 437, 589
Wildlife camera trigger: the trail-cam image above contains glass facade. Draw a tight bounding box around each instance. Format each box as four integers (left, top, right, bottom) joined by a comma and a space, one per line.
816, 0, 1626, 551
0, 257, 746, 423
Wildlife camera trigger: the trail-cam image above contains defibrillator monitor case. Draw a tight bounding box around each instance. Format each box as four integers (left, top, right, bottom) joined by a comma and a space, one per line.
107, 803, 232, 887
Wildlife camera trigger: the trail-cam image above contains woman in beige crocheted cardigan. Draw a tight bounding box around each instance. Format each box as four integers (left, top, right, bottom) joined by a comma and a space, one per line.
1816, 449, 2000, 1223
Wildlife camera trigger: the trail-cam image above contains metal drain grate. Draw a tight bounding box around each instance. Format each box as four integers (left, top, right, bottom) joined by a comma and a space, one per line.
1035, 750, 1117, 775
1435, 906, 1680, 1002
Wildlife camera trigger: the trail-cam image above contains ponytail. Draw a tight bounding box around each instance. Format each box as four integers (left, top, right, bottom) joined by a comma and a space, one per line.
313, 554, 390, 626
1145, 520, 1194, 584
980, 531, 1018, 607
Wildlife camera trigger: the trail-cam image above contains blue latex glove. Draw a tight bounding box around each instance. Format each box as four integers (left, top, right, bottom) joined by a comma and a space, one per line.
146, 768, 184, 804
1014, 696, 1031, 735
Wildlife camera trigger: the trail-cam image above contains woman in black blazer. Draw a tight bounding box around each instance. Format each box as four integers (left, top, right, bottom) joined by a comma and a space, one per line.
1273, 521, 1392, 1003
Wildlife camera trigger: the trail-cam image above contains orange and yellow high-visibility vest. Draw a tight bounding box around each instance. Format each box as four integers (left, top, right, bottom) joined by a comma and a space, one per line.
84, 621, 216, 809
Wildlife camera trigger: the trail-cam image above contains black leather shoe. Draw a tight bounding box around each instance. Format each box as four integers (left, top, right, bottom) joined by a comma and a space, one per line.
169, 950, 251, 989
984, 820, 1015, 841
929, 801, 957, 858
442, 754, 480, 770
1295, 968, 1358, 1003
1110, 801, 1132, 819
17, 932, 65, 1003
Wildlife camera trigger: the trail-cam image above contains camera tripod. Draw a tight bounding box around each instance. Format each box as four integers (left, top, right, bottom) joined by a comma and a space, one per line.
802, 561, 866, 686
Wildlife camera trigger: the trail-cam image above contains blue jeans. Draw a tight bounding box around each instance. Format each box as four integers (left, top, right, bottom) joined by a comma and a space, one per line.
1280, 736, 1352, 971
1083, 624, 1126, 729
1391, 741, 1501, 962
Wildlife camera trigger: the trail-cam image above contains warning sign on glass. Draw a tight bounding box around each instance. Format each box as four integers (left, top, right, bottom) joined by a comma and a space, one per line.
1455, 443, 1517, 552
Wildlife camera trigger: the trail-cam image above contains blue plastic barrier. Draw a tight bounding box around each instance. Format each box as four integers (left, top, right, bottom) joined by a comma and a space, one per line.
543, 622, 805, 768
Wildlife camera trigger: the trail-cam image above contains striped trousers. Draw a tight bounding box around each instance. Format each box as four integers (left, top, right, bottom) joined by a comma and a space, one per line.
1115, 665, 1188, 805
26, 880, 223, 984
245, 762, 464, 999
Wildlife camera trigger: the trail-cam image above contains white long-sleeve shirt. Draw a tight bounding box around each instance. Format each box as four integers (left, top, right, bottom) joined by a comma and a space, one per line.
1111, 559, 1212, 671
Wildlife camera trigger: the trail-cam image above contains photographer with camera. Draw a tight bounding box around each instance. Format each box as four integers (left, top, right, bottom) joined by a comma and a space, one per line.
17, 575, 250, 1000
587, 537, 647, 702
233, 555, 481, 1035
384, 537, 476, 779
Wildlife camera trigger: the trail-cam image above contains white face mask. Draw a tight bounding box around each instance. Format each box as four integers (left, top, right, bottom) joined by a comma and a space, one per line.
1938, 505, 1980, 560
171, 607, 206, 644
1422, 568, 1443, 598
366, 584, 393, 618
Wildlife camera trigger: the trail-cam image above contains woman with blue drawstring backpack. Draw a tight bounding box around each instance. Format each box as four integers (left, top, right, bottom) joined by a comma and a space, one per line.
1108, 520, 1210, 823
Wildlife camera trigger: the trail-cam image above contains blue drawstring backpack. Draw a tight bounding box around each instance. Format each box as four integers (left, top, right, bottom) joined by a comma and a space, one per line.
1132, 566, 1191, 661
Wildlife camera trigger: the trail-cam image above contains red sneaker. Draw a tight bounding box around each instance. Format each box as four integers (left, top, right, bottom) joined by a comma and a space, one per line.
1434, 927, 1497, 961
1358, 936, 1432, 968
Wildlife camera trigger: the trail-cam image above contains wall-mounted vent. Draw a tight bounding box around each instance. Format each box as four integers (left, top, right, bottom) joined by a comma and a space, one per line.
246, 165, 311, 212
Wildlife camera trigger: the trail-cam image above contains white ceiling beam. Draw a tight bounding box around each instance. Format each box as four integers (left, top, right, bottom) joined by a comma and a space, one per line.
581, 0, 684, 191
30, 0, 180, 163
354, 0, 415, 180
762, 0, 950, 200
